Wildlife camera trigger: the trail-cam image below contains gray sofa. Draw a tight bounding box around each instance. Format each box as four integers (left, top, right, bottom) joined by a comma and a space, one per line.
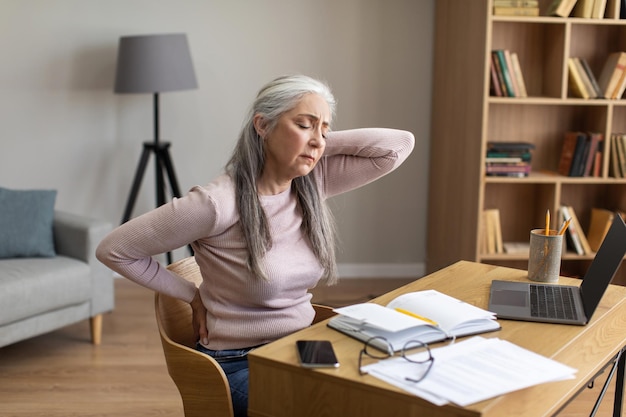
0, 210, 114, 347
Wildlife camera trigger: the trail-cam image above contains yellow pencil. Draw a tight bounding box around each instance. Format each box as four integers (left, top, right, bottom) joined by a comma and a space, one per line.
558, 218, 571, 236
394, 308, 439, 326
545, 209, 550, 236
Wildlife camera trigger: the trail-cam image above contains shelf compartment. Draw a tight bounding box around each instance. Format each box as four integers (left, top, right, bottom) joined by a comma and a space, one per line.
491, 20, 565, 98
569, 23, 626, 74
483, 182, 557, 243
487, 103, 609, 173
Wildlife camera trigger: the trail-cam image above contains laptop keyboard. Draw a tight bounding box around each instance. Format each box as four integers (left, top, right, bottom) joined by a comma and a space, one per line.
530, 285, 578, 320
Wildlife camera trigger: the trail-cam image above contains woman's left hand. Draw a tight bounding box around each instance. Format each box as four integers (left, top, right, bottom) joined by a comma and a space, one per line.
190, 289, 209, 345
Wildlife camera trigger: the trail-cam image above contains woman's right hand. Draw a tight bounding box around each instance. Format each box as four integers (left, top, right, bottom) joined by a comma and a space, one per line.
190, 289, 209, 345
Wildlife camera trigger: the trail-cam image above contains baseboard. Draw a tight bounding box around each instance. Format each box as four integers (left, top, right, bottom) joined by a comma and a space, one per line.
337, 262, 425, 279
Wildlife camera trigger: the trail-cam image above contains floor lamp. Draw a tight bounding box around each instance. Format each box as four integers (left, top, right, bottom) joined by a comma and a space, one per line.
114, 33, 197, 263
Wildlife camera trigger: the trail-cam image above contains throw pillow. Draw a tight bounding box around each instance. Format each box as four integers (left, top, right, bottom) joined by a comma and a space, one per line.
0, 187, 57, 258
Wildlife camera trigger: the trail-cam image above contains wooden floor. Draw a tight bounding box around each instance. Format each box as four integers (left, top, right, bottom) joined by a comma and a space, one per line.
0, 278, 623, 416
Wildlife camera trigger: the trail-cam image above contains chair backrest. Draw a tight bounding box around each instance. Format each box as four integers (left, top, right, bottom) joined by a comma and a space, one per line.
155, 256, 337, 417
155, 257, 234, 417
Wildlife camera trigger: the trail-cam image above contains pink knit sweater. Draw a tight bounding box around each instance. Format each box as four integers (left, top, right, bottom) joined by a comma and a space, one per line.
96, 128, 414, 349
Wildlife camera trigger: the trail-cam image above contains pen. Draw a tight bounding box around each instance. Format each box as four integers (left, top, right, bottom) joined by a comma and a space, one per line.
558, 218, 571, 236
545, 209, 550, 236
394, 308, 438, 326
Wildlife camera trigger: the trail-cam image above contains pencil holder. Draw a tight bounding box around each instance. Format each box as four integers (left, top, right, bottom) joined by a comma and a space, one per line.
528, 229, 563, 283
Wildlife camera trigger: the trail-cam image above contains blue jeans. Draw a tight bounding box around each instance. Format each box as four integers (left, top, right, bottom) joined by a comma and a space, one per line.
196, 343, 258, 417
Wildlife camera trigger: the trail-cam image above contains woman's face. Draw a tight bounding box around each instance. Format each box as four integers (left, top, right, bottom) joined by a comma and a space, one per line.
256, 93, 331, 194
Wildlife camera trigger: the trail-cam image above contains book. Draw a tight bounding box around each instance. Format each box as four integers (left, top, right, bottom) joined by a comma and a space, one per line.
592, 136, 604, 176
587, 208, 615, 252
485, 209, 504, 253
606, 0, 621, 18
569, 132, 590, 176
611, 66, 626, 99
481, 209, 504, 254
560, 205, 592, 255
491, 51, 509, 97
574, 58, 599, 98
569, 205, 592, 254
490, 55, 504, 97
504, 50, 521, 97
486, 141, 536, 152
591, 0, 608, 17
567, 58, 591, 99
559, 206, 583, 255
583, 132, 602, 176
619, 134, 626, 177
558, 131, 582, 176
510, 52, 528, 97
597, 52, 626, 99
485, 163, 532, 176
610, 133, 623, 178
493, 6, 540, 15
494, 50, 516, 97
578, 57, 603, 98
610, 134, 626, 177
574, 0, 594, 16
547, 0, 578, 16
327, 290, 501, 352
493, 0, 539, 5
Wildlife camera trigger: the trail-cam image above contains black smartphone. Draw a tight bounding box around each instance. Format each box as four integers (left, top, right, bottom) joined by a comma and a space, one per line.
296, 340, 340, 368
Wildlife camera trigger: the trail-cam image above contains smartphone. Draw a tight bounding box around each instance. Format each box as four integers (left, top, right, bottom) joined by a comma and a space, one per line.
296, 340, 340, 368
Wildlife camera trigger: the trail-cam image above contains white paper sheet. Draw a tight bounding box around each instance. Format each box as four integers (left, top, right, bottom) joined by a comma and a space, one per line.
362, 336, 577, 406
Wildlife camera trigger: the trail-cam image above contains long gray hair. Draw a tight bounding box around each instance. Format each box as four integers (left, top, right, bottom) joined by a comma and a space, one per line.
225, 75, 338, 284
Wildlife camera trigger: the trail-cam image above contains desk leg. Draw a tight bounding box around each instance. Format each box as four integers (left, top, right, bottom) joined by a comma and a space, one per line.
590, 348, 624, 417
614, 348, 624, 417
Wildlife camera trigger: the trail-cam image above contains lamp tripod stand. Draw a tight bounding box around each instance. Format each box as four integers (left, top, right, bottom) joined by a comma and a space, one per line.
114, 33, 197, 264
121, 93, 190, 264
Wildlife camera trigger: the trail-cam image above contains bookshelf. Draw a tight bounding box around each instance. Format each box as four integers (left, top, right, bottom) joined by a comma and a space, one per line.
427, 0, 626, 285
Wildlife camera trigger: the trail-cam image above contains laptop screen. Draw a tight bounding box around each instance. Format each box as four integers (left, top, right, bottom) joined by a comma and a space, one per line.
579, 214, 626, 318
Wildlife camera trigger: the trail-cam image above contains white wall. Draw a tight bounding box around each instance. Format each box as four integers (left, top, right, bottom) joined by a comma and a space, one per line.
0, 0, 433, 277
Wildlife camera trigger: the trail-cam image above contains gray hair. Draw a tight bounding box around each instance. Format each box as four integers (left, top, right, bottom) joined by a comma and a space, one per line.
225, 75, 338, 284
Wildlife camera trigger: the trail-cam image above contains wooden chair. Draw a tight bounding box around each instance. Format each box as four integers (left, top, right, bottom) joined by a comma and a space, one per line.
155, 256, 336, 417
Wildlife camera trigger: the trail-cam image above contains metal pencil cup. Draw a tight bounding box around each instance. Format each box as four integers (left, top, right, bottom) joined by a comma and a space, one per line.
528, 229, 563, 283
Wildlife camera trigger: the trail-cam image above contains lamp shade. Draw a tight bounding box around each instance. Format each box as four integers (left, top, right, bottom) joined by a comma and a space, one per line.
114, 33, 197, 94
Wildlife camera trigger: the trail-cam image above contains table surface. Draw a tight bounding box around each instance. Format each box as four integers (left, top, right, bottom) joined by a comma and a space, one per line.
248, 260, 626, 417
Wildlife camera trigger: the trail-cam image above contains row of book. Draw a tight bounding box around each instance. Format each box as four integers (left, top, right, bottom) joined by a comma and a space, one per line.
481, 209, 504, 255
493, 0, 540, 16
560, 206, 625, 255
557, 131, 603, 177
549, 0, 623, 18
481, 206, 624, 256
490, 49, 528, 98
568, 53, 626, 99
498, 0, 626, 19
486, 141, 534, 177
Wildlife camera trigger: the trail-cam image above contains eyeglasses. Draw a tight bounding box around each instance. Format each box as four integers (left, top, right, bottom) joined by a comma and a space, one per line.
358, 336, 434, 383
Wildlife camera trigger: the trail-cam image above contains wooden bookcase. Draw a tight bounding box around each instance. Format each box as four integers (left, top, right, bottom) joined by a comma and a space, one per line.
427, 0, 626, 285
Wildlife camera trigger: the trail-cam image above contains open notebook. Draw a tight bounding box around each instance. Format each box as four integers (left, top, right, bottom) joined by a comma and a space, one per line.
328, 289, 500, 352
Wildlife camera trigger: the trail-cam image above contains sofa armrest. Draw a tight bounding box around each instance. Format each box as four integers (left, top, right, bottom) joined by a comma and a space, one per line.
53, 210, 115, 315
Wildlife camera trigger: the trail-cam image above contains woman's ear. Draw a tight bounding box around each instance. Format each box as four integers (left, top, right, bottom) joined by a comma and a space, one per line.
253, 114, 268, 139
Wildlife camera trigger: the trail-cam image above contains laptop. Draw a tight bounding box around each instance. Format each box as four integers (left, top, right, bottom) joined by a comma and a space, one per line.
488, 213, 626, 325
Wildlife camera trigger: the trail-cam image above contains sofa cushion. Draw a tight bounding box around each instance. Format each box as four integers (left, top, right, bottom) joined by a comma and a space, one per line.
0, 187, 57, 259
0, 256, 91, 326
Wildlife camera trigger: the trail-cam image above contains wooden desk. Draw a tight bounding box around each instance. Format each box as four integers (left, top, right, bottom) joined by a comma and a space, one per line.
248, 261, 626, 417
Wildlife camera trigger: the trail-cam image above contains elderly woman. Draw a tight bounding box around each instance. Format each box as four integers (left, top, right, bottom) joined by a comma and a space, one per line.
96, 74, 414, 416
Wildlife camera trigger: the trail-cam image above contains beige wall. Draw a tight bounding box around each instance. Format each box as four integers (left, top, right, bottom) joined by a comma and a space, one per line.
0, 0, 434, 277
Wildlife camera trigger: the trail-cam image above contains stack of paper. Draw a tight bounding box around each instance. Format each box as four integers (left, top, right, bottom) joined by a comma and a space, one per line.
362, 336, 577, 406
